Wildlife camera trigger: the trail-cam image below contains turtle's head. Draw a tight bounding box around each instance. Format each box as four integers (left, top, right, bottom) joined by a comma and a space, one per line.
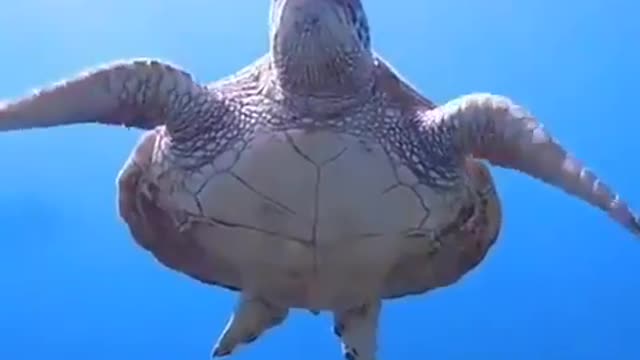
269, 0, 374, 97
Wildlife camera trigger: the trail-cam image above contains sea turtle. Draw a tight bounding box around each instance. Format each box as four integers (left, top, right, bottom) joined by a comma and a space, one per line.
0, 0, 637, 359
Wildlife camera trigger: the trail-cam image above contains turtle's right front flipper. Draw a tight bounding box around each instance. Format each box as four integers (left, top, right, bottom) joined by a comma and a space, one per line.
0, 59, 216, 134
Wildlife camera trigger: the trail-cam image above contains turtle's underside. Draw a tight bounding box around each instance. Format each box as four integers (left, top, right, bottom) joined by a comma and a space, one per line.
0, 0, 637, 359
118, 96, 501, 309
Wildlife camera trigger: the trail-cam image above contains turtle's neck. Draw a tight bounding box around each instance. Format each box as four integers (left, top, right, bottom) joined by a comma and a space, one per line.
270, 44, 375, 99
269, 0, 375, 99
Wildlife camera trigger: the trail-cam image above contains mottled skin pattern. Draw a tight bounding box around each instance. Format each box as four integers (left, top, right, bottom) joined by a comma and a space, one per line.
0, 0, 638, 359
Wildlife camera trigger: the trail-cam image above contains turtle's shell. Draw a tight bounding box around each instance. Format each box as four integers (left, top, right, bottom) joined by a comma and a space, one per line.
118, 121, 501, 311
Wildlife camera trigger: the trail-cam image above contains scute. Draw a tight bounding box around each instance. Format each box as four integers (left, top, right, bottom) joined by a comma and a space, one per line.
116, 130, 243, 291
382, 159, 502, 298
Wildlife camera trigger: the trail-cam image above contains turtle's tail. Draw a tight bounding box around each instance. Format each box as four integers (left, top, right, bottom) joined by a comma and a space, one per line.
428, 93, 640, 237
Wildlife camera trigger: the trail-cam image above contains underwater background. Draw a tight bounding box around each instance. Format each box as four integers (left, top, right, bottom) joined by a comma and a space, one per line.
0, 0, 639, 359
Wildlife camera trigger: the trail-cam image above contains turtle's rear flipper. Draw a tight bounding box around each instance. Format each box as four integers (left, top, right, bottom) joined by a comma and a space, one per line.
332, 301, 381, 360
212, 295, 289, 357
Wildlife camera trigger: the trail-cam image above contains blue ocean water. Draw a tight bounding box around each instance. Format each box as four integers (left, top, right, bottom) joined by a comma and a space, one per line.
0, 1, 638, 359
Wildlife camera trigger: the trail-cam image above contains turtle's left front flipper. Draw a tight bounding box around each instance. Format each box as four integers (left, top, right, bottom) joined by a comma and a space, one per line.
419, 93, 640, 236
